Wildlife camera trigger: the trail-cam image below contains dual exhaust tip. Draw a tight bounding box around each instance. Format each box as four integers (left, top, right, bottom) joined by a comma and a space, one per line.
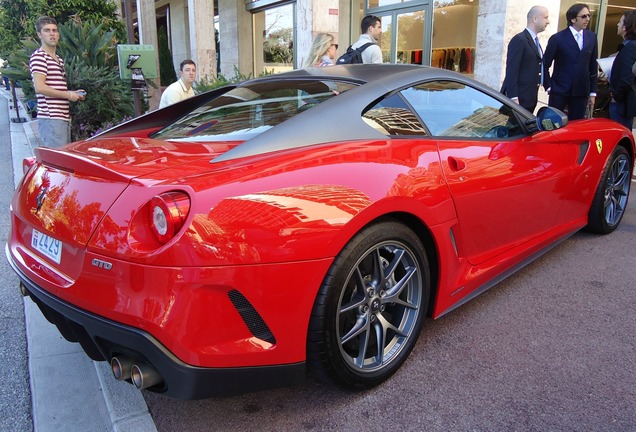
19, 282, 163, 390
110, 356, 162, 390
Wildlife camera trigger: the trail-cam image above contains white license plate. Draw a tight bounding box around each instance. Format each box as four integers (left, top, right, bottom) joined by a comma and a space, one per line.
31, 229, 62, 264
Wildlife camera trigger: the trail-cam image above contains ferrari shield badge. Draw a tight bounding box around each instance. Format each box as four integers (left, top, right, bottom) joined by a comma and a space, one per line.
595, 139, 602, 154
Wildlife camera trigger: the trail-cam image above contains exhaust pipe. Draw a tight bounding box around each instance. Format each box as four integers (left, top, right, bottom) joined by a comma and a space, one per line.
19, 283, 28, 297
110, 356, 135, 381
131, 363, 162, 389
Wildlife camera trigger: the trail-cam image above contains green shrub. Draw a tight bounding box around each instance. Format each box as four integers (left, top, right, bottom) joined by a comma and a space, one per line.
65, 59, 134, 140
194, 66, 273, 93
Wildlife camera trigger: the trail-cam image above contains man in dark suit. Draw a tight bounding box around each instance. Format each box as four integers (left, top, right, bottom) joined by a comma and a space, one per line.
543, 3, 598, 120
501, 6, 550, 112
609, 10, 636, 130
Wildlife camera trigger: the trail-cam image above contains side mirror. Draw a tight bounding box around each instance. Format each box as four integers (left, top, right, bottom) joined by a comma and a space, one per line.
536, 106, 568, 131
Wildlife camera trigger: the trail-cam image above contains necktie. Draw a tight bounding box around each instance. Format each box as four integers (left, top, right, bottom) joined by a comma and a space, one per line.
575, 32, 582, 50
535, 37, 543, 57
536, 37, 543, 85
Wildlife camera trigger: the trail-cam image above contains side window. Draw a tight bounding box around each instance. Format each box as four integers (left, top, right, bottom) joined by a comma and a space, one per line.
362, 93, 428, 136
400, 81, 524, 139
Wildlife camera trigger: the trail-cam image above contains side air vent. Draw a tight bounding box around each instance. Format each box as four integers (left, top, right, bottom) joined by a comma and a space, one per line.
578, 141, 590, 165
228, 290, 276, 344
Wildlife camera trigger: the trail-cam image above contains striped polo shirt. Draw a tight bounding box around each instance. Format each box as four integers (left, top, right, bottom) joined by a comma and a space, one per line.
29, 48, 70, 121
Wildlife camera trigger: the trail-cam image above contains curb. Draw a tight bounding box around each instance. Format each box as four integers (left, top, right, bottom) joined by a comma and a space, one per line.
2, 88, 157, 432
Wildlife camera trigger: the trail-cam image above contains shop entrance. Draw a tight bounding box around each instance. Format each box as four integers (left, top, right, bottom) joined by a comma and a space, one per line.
373, 4, 433, 65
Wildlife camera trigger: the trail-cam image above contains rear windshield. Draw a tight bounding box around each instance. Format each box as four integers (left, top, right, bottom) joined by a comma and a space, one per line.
151, 79, 357, 142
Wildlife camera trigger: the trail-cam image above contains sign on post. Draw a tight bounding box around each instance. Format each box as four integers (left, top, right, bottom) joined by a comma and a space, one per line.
116, 44, 158, 79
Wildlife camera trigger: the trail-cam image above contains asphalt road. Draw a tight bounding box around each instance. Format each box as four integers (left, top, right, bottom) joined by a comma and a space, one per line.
144, 185, 636, 431
2, 91, 634, 431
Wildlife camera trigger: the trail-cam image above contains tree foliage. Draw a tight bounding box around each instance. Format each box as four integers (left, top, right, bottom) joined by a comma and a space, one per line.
0, 0, 42, 58
193, 66, 273, 93
0, 19, 134, 141
0, 0, 125, 58
263, 28, 293, 64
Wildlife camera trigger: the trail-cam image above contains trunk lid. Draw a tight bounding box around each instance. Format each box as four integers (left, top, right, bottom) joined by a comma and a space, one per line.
10, 137, 238, 280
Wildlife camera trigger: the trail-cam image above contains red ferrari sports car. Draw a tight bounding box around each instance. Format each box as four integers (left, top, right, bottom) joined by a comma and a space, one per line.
7, 64, 634, 399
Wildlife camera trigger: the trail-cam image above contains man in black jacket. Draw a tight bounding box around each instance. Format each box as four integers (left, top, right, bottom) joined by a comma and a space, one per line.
609, 10, 636, 130
501, 6, 550, 112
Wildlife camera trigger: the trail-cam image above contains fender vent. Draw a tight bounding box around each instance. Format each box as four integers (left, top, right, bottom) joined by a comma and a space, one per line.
578, 141, 590, 165
228, 290, 276, 344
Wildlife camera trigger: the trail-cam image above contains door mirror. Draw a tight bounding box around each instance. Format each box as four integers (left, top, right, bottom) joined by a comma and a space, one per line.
536, 106, 568, 131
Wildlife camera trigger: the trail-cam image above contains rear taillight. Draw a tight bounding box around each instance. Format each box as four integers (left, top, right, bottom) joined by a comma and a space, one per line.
149, 191, 191, 244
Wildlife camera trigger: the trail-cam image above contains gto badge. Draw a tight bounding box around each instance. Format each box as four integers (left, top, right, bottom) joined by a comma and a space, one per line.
596, 139, 603, 154
91, 258, 113, 270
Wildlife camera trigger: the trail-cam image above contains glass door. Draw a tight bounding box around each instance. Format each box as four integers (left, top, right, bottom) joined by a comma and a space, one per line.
375, 4, 432, 64
252, 3, 295, 75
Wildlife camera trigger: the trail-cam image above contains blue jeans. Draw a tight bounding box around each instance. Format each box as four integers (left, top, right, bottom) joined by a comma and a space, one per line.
609, 101, 635, 130
37, 118, 70, 148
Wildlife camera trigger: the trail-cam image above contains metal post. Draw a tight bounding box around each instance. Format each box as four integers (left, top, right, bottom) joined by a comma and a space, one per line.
9, 80, 27, 123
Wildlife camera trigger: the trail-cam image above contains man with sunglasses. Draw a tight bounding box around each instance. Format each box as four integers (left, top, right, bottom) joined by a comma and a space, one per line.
29, 16, 86, 147
543, 3, 598, 120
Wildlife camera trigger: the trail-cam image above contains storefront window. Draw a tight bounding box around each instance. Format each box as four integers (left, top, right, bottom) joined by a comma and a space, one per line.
396, 10, 425, 64
600, 0, 633, 57
553, 1, 632, 58
380, 15, 393, 62
367, 0, 414, 6
360, 1, 430, 64
555, 1, 601, 33
253, 3, 295, 75
431, 0, 478, 74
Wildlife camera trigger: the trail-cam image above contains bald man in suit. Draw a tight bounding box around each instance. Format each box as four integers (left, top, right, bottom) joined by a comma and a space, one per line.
501, 6, 550, 112
543, 3, 598, 120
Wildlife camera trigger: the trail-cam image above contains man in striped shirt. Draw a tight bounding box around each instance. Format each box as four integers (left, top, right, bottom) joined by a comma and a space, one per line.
30, 16, 86, 148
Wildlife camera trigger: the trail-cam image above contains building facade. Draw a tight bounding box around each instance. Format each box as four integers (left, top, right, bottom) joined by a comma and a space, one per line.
127, 0, 633, 109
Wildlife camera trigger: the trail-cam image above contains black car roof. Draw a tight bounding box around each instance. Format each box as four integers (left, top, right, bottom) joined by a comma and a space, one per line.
95, 65, 529, 162
214, 64, 518, 163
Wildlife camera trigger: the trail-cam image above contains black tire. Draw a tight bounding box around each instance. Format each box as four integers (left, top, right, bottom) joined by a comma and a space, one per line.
307, 220, 429, 389
587, 145, 632, 234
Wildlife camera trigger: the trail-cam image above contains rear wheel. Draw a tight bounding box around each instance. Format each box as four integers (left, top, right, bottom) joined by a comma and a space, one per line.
307, 220, 429, 389
587, 145, 632, 234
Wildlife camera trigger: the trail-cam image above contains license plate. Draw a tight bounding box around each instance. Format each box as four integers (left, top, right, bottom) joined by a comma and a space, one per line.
31, 229, 62, 264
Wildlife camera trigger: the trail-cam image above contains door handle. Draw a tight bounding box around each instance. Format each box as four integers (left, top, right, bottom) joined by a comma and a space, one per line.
447, 156, 466, 171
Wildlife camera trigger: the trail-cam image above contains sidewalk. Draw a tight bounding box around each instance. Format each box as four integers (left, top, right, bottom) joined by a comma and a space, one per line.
2, 87, 157, 432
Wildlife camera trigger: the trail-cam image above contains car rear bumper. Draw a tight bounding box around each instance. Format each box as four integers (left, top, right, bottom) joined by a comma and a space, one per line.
8, 250, 305, 400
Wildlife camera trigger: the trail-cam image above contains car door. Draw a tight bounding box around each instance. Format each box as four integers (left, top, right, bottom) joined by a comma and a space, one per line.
400, 80, 575, 265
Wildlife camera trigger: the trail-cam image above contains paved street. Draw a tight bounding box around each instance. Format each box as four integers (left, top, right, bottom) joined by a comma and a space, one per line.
2, 87, 636, 431
144, 197, 636, 431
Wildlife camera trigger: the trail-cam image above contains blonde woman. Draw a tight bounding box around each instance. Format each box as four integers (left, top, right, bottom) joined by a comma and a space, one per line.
303, 33, 338, 67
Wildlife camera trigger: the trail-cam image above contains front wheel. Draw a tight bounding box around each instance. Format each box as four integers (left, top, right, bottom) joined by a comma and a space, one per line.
586, 145, 632, 234
307, 220, 429, 389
